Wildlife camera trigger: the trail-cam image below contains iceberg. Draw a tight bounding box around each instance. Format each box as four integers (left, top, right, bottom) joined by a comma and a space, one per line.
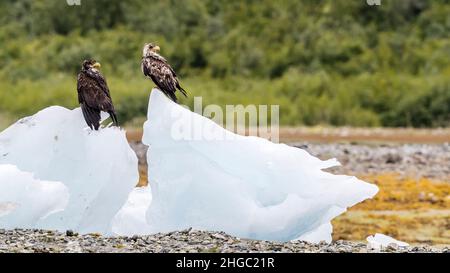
111, 186, 152, 236
0, 106, 139, 234
142, 89, 379, 242
0, 164, 68, 228
0, 90, 378, 243
367, 233, 409, 250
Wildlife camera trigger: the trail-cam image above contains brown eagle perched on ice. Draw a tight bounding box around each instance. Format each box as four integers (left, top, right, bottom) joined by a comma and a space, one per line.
141, 43, 187, 102
77, 59, 118, 130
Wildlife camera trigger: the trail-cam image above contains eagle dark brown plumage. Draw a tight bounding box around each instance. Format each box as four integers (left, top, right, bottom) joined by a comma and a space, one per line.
77, 59, 118, 130
141, 43, 187, 102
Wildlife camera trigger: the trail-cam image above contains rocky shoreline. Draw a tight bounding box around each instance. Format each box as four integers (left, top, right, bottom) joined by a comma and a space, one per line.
297, 142, 450, 181
0, 229, 447, 253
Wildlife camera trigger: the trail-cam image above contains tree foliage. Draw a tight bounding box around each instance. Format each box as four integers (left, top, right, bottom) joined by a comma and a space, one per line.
0, 0, 449, 127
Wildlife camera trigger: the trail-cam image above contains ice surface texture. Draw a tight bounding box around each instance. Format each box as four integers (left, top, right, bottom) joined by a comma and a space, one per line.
0, 164, 68, 228
112, 186, 152, 236
0, 106, 139, 234
142, 89, 379, 243
367, 233, 409, 249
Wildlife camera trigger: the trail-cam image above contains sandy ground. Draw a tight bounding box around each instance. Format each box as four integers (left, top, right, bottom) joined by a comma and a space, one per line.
277, 127, 450, 144
126, 126, 450, 144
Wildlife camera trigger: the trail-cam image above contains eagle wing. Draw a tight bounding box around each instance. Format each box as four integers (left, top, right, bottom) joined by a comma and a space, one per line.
77, 71, 118, 129
142, 55, 186, 102
78, 70, 115, 111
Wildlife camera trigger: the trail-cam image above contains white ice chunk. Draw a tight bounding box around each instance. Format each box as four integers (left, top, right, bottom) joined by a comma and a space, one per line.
111, 186, 152, 236
0, 164, 68, 228
295, 223, 333, 244
0, 106, 139, 234
142, 89, 379, 242
367, 233, 409, 249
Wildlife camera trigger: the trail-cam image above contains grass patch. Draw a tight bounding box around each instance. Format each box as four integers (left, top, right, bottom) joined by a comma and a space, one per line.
332, 174, 450, 244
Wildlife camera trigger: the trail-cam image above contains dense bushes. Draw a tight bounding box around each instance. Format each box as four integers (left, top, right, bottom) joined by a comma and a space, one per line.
0, 0, 449, 128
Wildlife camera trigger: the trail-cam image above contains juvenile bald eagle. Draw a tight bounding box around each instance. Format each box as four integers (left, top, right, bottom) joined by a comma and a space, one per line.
141, 43, 187, 102
77, 59, 118, 130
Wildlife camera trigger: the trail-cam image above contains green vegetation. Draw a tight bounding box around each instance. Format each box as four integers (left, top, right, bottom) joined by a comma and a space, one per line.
0, 0, 449, 128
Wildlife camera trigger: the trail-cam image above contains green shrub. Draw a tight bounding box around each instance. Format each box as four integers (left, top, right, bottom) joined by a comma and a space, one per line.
0, 0, 449, 129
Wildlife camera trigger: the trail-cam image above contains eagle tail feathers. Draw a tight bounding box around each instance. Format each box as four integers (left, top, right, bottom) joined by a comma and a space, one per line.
109, 111, 119, 127
176, 82, 187, 97
167, 91, 178, 103
155, 86, 178, 103
178, 86, 188, 97
81, 104, 101, 131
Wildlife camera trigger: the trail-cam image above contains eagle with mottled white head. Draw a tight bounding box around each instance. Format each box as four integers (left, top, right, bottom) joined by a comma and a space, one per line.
77, 59, 118, 130
141, 43, 187, 102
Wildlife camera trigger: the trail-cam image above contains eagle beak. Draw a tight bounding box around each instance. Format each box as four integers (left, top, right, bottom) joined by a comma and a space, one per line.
93, 62, 101, 69
153, 46, 160, 52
